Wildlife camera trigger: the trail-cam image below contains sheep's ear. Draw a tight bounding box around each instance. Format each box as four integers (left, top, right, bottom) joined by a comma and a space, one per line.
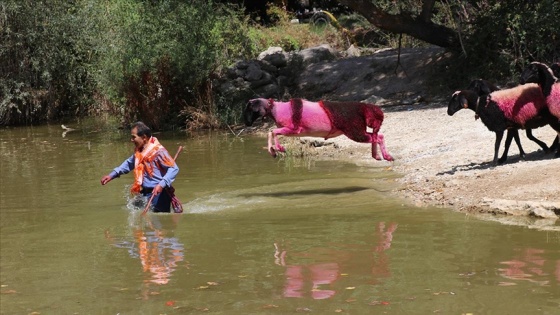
460, 95, 469, 109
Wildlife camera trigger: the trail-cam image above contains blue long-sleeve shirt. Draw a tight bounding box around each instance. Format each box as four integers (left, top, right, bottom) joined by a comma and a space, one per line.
109, 151, 179, 189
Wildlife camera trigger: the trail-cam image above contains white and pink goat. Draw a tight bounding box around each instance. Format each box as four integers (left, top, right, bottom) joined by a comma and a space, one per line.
243, 98, 393, 161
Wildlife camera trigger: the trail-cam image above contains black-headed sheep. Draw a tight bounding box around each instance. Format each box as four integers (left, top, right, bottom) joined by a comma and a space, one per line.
467, 79, 554, 160
448, 83, 560, 164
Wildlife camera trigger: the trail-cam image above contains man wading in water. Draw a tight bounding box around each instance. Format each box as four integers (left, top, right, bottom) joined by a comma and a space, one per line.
101, 121, 181, 213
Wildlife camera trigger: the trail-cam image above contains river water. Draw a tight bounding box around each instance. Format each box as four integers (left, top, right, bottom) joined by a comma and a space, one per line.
1, 124, 559, 314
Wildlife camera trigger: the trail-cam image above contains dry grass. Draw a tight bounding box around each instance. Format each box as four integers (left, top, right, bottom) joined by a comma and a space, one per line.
252, 7, 350, 52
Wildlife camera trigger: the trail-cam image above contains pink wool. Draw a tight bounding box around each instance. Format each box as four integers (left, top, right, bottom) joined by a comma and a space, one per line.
247, 98, 393, 161
270, 100, 341, 138
489, 83, 546, 126
546, 82, 560, 118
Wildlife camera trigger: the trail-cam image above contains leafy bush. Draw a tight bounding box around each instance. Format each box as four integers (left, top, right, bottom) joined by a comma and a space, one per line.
91, 1, 264, 130
0, 0, 96, 125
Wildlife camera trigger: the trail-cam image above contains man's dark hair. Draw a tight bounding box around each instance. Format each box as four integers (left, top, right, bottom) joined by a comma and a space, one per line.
131, 121, 152, 138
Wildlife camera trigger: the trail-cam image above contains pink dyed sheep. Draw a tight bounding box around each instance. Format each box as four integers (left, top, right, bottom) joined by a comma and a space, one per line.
520, 61, 560, 157
244, 98, 393, 161
466, 79, 554, 162
448, 83, 560, 164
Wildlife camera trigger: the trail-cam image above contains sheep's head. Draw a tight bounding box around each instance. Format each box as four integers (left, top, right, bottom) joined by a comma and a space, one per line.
520, 62, 550, 85
243, 98, 269, 126
447, 91, 471, 116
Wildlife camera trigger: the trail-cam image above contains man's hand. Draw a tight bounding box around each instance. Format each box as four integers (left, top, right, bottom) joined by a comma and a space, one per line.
152, 184, 163, 196
100, 175, 112, 185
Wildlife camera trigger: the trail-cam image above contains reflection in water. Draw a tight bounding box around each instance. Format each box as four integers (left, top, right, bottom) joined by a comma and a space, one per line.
275, 221, 397, 299
105, 212, 185, 298
498, 247, 560, 286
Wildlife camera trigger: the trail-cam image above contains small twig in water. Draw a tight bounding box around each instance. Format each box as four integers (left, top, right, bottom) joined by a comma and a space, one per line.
227, 124, 244, 137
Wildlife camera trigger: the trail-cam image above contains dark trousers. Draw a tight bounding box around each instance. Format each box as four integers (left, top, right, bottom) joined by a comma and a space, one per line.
142, 187, 171, 213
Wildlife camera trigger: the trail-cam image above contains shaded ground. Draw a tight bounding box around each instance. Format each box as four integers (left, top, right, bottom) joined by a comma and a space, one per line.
244, 47, 560, 230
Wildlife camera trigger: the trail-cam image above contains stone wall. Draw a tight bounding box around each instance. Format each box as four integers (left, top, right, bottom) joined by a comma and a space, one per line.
214, 44, 338, 109
214, 45, 447, 115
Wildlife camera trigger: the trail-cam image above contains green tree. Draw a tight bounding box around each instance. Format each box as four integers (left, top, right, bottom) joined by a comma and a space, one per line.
338, 0, 559, 83
0, 0, 96, 125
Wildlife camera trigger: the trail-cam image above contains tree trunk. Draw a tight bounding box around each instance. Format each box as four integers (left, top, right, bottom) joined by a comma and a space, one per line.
338, 0, 458, 48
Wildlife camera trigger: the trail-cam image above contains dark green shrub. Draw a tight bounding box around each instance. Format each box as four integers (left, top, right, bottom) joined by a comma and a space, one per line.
446, 0, 560, 85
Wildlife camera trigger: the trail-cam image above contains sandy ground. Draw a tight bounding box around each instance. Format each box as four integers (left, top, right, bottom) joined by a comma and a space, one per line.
254, 102, 560, 230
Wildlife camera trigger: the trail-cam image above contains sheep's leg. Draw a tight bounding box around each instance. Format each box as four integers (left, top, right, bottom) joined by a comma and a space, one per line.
512, 130, 526, 160
267, 131, 278, 157
499, 129, 525, 164
549, 135, 559, 154
371, 133, 381, 160
267, 127, 302, 157
493, 130, 504, 165
342, 131, 382, 159
555, 132, 560, 157
498, 130, 514, 164
526, 129, 549, 153
376, 133, 394, 161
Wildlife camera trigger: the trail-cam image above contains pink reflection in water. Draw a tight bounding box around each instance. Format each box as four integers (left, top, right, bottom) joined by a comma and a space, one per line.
498, 247, 560, 286
284, 263, 339, 299
276, 221, 398, 299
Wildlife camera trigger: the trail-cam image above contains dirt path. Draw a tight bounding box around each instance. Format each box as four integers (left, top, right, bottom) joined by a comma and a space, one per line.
272, 102, 559, 230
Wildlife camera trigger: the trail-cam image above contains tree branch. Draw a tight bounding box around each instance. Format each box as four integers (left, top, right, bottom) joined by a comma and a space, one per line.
338, 0, 458, 48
